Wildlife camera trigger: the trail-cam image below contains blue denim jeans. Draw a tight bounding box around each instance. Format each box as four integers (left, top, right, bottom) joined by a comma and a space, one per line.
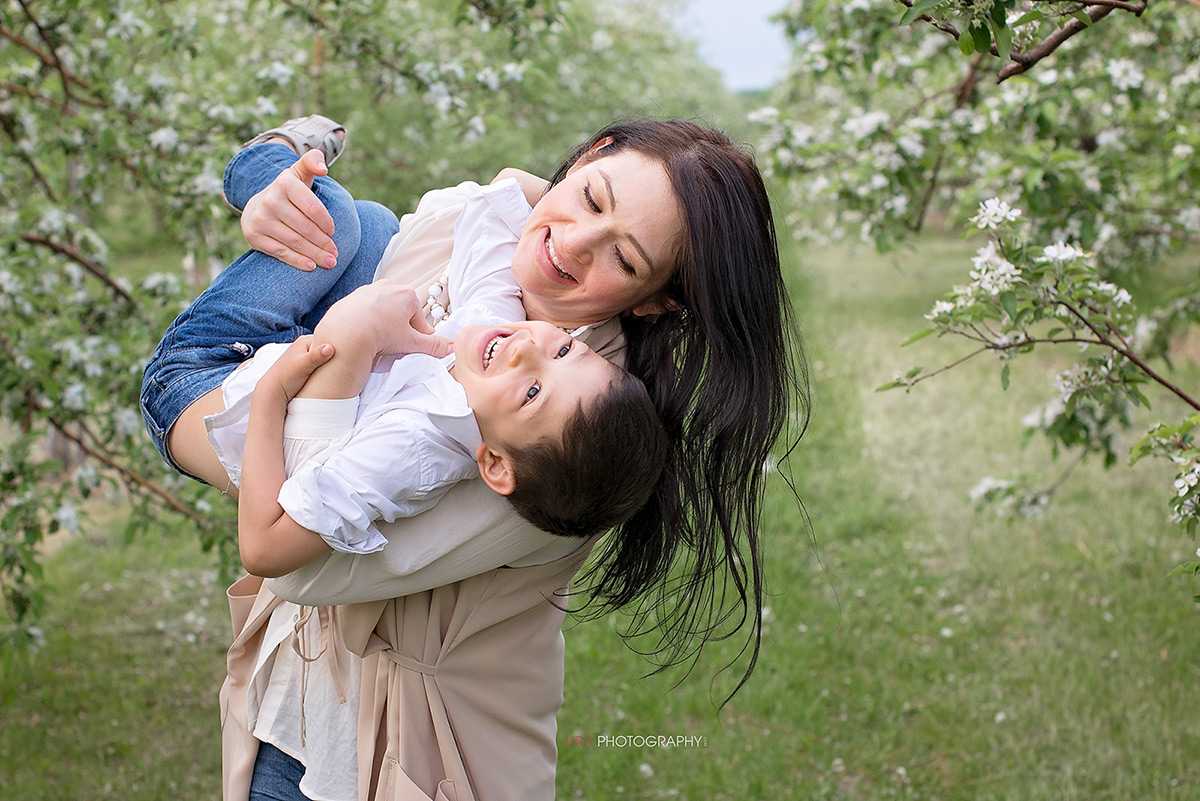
248, 741, 313, 801
139, 143, 400, 480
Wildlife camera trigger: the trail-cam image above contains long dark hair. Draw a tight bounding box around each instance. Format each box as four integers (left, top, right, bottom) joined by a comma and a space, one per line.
547, 119, 811, 700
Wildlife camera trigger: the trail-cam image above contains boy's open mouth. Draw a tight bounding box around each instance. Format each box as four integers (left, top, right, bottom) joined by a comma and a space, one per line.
482, 332, 511, 370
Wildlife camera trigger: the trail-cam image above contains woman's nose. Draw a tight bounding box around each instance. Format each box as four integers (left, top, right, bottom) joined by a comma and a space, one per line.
562, 221, 602, 265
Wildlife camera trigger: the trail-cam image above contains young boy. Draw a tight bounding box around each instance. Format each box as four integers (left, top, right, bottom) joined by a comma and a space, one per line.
141, 118, 667, 578
223, 282, 662, 578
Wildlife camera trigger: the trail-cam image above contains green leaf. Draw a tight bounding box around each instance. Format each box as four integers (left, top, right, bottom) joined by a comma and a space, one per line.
876, 381, 905, 392
970, 25, 992, 54
1011, 10, 1044, 27
1000, 291, 1018, 321
990, 1, 1009, 28
901, 327, 936, 346
1166, 561, 1200, 579
899, 0, 945, 26
1001, 363, 1010, 390
991, 20, 1013, 62
958, 32, 976, 55
1071, 9, 1094, 27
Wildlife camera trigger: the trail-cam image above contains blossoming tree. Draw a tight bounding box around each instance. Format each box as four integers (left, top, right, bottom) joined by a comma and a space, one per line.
754, 1, 1200, 573
0, 0, 729, 647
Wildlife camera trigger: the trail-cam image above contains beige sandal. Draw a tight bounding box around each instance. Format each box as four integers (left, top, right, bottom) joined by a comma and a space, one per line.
242, 114, 346, 167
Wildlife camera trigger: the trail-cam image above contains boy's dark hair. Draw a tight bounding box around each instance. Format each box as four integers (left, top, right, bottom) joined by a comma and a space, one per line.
505, 365, 667, 539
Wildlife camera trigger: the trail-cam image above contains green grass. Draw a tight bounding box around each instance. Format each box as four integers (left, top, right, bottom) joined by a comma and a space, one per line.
4, 234, 1200, 799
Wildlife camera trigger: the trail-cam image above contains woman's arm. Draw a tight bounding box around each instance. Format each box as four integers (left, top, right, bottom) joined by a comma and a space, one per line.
240, 150, 340, 272
238, 336, 337, 577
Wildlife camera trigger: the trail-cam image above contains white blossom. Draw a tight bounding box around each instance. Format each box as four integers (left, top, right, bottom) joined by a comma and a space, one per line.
1130, 316, 1158, 354
54, 503, 79, 534
61, 383, 88, 411
1106, 58, 1145, 92
115, 407, 142, 438
747, 106, 780, 124
256, 61, 295, 85
501, 62, 525, 82
149, 127, 179, 151
969, 476, 1011, 502
465, 115, 487, 142
925, 300, 955, 321
1039, 241, 1087, 264
842, 110, 890, 141
1178, 207, 1200, 233
970, 198, 1021, 229
476, 67, 500, 91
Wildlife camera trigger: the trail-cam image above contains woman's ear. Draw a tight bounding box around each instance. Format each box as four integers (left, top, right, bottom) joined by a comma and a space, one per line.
631, 291, 682, 318
475, 443, 517, 496
567, 136, 616, 176
588, 135, 615, 155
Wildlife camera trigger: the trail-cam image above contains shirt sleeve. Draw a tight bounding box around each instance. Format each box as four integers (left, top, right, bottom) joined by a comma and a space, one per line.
444, 179, 528, 324
276, 412, 479, 555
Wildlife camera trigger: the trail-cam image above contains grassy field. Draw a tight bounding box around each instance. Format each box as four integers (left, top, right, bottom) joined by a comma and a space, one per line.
3, 234, 1199, 800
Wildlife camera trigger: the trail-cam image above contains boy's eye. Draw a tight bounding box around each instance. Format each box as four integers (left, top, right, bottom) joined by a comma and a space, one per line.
524, 382, 541, 404
556, 343, 572, 358
583, 185, 601, 213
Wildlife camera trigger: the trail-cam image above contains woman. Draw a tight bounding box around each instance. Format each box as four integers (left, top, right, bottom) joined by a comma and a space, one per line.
166, 118, 807, 800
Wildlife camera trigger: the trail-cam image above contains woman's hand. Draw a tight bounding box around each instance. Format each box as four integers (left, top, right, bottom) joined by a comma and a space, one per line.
241, 150, 340, 272
258, 335, 336, 404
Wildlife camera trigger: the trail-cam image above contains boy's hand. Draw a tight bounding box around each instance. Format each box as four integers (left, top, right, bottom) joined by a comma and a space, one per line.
259, 336, 336, 403
242, 150, 339, 272
320, 281, 453, 360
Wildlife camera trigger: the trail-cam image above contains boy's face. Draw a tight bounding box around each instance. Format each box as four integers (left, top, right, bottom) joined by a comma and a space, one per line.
451, 320, 615, 458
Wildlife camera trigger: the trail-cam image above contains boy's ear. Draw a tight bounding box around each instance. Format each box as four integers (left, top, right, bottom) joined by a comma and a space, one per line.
475, 443, 517, 496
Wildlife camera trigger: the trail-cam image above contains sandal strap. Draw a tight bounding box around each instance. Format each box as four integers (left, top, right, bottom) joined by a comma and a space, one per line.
242, 114, 346, 167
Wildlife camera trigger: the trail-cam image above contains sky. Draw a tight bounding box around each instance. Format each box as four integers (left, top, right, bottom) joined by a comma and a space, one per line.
672, 0, 793, 92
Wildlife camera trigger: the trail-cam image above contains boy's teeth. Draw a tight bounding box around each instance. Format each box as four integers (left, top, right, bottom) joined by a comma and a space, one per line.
483, 334, 505, 369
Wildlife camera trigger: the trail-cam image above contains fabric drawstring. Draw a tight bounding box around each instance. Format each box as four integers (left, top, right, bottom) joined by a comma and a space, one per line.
292, 606, 348, 746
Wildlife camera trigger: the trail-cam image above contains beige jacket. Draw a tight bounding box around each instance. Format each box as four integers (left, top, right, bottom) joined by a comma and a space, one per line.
221, 179, 622, 801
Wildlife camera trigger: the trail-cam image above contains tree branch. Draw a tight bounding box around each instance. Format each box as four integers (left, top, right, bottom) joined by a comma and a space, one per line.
998, 5, 1116, 82
19, 233, 137, 306
1060, 299, 1200, 411
12, 1, 92, 99
45, 414, 207, 524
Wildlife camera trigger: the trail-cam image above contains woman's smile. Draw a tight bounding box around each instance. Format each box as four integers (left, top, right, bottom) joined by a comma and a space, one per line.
511, 150, 683, 327
543, 232, 577, 284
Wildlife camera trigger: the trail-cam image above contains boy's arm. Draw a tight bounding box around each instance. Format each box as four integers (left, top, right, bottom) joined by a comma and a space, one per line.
239, 337, 337, 577
492, 167, 549, 207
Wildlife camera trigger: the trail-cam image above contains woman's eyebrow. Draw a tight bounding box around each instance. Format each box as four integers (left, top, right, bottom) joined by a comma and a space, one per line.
598, 169, 653, 271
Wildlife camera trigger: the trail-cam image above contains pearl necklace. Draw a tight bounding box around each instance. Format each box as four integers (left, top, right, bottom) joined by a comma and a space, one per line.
423, 272, 450, 328
424, 271, 592, 338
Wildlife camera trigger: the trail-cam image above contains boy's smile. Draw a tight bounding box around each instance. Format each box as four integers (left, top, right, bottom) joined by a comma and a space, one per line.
451, 320, 618, 457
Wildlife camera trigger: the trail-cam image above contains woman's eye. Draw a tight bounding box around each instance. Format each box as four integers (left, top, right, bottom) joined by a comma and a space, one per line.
524, 382, 541, 404
615, 249, 636, 277
583, 185, 601, 213
556, 343, 572, 358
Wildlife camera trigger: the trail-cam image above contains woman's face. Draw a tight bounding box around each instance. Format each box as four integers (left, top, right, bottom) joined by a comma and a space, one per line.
511, 149, 684, 328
